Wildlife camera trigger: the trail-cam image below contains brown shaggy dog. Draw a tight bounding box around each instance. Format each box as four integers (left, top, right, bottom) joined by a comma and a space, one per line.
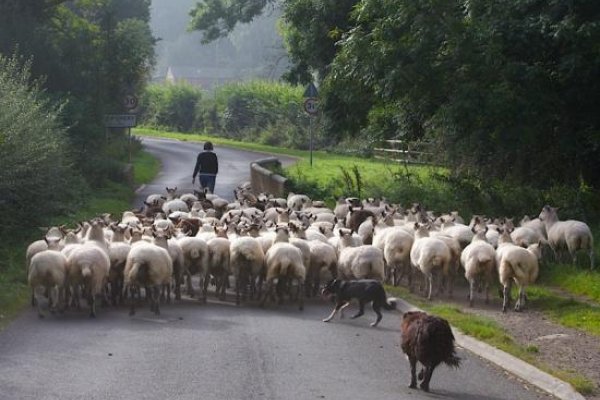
400, 311, 461, 392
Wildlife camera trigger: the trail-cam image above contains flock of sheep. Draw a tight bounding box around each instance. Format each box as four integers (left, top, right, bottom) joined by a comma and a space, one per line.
25, 183, 595, 318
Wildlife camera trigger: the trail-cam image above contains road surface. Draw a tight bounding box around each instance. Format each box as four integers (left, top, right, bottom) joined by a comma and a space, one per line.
133, 137, 297, 205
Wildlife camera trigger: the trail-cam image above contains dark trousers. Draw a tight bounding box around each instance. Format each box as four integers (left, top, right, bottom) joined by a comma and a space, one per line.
199, 174, 216, 194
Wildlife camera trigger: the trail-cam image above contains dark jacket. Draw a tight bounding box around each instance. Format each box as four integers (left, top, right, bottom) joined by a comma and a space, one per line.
193, 151, 218, 177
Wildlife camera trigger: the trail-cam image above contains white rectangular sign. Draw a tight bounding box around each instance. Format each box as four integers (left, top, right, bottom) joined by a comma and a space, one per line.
104, 114, 136, 128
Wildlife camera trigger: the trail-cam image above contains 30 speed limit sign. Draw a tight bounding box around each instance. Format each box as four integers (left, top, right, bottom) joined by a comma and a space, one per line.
303, 97, 318, 115
122, 93, 139, 110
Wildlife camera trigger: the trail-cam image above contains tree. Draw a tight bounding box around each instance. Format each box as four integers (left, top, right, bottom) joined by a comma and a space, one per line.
0, 54, 86, 235
0, 0, 156, 182
326, 0, 600, 187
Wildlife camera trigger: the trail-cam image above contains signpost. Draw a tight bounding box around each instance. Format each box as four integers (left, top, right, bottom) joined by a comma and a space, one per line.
303, 83, 319, 167
104, 114, 137, 128
104, 114, 137, 163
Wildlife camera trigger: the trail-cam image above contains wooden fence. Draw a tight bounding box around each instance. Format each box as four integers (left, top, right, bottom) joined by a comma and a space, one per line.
373, 140, 436, 165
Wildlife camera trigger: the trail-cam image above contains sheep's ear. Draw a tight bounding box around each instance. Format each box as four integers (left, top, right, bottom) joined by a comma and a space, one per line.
349, 206, 354, 213
414, 222, 419, 230
338, 229, 343, 237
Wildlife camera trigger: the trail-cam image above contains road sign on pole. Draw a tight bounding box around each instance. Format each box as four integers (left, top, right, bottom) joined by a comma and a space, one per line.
104, 114, 137, 128
303, 82, 318, 98
303, 98, 318, 115
122, 93, 138, 110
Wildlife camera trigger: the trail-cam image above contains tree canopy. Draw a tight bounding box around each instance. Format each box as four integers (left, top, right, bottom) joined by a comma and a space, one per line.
0, 0, 156, 182
189, 0, 600, 188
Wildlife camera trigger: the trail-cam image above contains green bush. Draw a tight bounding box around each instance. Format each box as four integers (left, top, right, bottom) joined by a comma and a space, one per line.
0, 54, 87, 238
139, 83, 203, 132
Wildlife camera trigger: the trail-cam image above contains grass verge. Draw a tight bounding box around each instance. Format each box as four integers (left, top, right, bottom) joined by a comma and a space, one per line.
386, 285, 596, 395
539, 262, 600, 303
134, 127, 306, 158
528, 285, 600, 336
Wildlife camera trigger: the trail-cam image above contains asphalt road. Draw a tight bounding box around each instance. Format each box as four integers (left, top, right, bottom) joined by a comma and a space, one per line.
0, 138, 555, 400
133, 137, 297, 205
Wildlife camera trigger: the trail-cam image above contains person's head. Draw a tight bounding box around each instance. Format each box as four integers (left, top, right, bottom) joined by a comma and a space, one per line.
204, 141, 213, 151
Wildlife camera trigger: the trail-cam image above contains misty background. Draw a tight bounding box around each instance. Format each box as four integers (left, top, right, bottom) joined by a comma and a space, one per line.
150, 0, 290, 85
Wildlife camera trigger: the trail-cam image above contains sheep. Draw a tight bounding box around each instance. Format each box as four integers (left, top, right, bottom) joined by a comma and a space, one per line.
428, 232, 461, 296
66, 243, 110, 317
460, 229, 496, 306
440, 220, 473, 249
179, 193, 199, 209
347, 207, 377, 234
520, 215, 547, 239
25, 226, 65, 275
124, 239, 173, 316
538, 205, 594, 268
287, 192, 312, 211
28, 245, 68, 318
306, 240, 338, 297
511, 226, 546, 248
378, 228, 414, 286
261, 226, 306, 310
229, 236, 265, 305
107, 226, 131, 305
177, 236, 209, 301
409, 224, 452, 300
337, 228, 385, 282
496, 237, 542, 312
357, 216, 375, 245
207, 236, 231, 301
83, 218, 109, 253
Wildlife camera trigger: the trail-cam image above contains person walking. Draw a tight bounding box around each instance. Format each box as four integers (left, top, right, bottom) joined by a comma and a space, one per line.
192, 141, 218, 193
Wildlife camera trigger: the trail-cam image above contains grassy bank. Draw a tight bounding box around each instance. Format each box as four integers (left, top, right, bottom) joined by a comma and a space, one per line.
0, 149, 159, 330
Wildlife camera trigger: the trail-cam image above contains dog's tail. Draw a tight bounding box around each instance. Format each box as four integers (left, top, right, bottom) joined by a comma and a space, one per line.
445, 353, 461, 369
383, 297, 400, 311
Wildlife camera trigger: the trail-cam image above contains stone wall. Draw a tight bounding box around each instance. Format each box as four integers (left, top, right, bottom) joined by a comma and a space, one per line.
250, 157, 289, 196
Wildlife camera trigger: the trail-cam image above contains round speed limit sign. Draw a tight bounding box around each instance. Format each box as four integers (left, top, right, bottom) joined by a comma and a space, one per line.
123, 94, 139, 110
303, 98, 318, 115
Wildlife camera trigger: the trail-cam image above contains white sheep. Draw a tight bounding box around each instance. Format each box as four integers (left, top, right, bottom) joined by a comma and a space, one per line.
66, 243, 110, 317
167, 236, 186, 300
381, 228, 414, 286
229, 236, 265, 305
409, 224, 452, 300
124, 240, 173, 316
287, 192, 312, 211
357, 216, 375, 245
460, 229, 496, 306
337, 228, 385, 282
28, 247, 68, 318
496, 239, 542, 312
440, 220, 474, 249
261, 226, 306, 310
207, 236, 231, 301
520, 215, 547, 239
428, 232, 461, 296
177, 236, 209, 301
25, 226, 65, 275
306, 240, 338, 297
107, 241, 130, 306
511, 226, 546, 248
538, 205, 594, 268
